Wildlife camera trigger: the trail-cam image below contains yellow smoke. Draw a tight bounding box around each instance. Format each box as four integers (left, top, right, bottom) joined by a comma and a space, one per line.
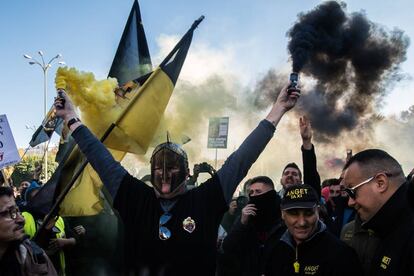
55, 67, 122, 136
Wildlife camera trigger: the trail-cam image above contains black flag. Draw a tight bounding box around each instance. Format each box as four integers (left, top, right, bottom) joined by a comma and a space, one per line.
108, 0, 152, 86
27, 0, 153, 216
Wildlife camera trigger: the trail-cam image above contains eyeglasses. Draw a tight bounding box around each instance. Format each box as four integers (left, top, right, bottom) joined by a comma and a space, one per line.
159, 212, 172, 240
342, 173, 393, 199
0, 206, 20, 220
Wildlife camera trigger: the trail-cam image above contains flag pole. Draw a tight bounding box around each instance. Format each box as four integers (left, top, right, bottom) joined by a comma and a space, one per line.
159, 16, 204, 67
10, 118, 61, 182
215, 148, 218, 170
34, 123, 116, 240
1, 169, 10, 186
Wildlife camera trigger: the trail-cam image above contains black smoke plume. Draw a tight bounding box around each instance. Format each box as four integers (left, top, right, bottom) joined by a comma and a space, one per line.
256, 1, 409, 142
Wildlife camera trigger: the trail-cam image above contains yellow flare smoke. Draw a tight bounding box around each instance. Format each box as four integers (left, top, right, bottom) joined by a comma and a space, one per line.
55, 67, 122, 136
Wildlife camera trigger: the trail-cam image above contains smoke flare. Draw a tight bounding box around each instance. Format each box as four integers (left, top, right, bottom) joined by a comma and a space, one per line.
255, 1, 409, 142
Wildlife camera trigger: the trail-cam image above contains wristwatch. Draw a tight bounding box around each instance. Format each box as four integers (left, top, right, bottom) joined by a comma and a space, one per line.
67, 117, 81, 128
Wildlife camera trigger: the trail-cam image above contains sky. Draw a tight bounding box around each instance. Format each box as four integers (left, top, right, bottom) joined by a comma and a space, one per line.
1, 0, 414, 182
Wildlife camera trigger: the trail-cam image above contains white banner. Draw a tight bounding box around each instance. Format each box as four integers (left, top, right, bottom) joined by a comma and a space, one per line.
0, 114, 20, 169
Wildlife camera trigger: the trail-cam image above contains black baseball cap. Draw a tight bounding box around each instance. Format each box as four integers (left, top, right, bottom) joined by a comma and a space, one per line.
281, 184, 319, 210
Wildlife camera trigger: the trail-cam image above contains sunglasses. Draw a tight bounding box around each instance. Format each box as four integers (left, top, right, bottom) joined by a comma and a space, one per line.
159, 212, 172, 240
341, 173, 393, 199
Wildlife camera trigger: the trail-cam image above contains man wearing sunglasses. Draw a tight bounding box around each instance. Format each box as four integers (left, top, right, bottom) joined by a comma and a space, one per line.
0, 186, 57, 275
55, 84, 300, 275
266, 184, 362, 275
341, 149, 414, 276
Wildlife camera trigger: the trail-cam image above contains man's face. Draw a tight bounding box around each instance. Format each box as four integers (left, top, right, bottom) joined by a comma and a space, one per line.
281, 167, 301, 189
18, 181, 30, 194
282, 207, 319, 244
342, 163, 383, 222
0, 195, 25, 243
151, 149, 188, 196
329, 184, 341, 198
247, 182, 273, 197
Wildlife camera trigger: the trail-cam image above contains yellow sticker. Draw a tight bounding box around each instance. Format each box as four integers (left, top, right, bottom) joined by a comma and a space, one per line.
381, 256, 391, 269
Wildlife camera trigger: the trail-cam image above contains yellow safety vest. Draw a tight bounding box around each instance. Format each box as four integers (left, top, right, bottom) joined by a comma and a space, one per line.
22, 212, 66, 275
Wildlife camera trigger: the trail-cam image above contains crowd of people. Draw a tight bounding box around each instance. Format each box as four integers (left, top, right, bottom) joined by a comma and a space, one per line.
0, 83, 413, 276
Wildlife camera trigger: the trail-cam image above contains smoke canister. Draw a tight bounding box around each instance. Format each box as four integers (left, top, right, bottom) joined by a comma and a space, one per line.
287, 72, 299, 94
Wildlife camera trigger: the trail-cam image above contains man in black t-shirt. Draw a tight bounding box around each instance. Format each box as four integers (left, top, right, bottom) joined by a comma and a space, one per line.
55, 84, 300, 275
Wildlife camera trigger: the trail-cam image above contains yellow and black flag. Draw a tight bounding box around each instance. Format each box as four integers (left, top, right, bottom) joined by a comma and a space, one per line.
27, 0, 153, 217
108, 0, 152, 85
56, 16, 203, 216
55, 16, 204, 216
104, 16, 203, 154
29, 106, 64, 147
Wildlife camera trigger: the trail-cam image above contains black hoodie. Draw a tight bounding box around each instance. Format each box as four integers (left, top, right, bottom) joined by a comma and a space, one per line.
267, 221, 363, 276
360, 182, 414, 276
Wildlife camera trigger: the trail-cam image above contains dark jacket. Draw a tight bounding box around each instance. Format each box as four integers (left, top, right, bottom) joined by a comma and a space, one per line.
221, 219, 285, 276
408, 175, 414, 210
302, 145, 321, 199
358, 182, 414, 276
326, 197, 355, 237
0, 239, 57, 276
340, 216, 380, 274
266, 221, 363, 276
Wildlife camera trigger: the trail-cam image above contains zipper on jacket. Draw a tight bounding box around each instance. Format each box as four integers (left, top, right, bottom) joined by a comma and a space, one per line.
293, 245, 300, 273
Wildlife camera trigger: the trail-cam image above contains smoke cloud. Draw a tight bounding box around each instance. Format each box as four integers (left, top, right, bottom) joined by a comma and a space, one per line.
55, 67, 121, 136
52, 3, 413, 188
283, 1, 409, 142
375, 105, 414, 173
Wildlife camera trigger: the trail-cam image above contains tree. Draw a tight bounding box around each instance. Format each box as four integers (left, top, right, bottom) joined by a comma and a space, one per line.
11, 154, 57, 186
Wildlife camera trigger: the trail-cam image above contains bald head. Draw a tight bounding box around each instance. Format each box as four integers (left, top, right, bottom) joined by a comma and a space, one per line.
344, 149, 406, 186
342, 149, 406, 222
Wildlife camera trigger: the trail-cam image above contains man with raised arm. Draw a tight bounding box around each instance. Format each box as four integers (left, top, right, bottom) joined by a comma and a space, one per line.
278, 116, 321, 200
54, 84, 300, 276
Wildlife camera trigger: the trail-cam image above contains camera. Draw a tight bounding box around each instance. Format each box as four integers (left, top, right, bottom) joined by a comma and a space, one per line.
193, 162, 216, 176
236, 195, 248, 208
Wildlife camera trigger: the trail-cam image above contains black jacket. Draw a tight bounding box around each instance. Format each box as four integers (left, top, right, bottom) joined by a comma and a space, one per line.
302, 145, 321, 199
266, 221, 363, 276
220, 219, 285, 276
340, 216, 381, 275
326, 197, 355, 237
360, 182, 414, 276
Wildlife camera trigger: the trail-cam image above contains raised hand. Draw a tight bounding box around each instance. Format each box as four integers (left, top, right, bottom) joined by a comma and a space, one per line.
299, 116, 312, 149
266, 84, 301, 128
275, 85, 301, 113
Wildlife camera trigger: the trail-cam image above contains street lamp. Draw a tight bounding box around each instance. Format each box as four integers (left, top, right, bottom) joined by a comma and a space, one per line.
23, 51, 65, 182
25, 124, 37, 132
